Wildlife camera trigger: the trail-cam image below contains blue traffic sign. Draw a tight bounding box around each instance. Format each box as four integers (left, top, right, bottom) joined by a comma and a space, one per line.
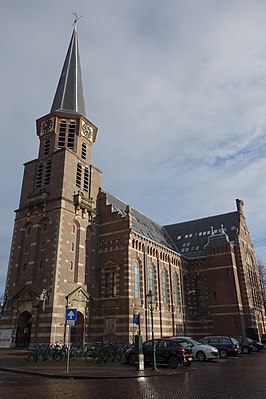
66, 308, 77, 322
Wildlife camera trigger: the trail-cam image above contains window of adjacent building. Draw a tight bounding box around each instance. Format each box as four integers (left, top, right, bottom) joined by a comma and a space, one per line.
44, 160, 52, 184
148, 265, 155, 295
26, 226, 32, 236
43, 136, 50, 155
76, 163, 82, 187
71, 243, 74, 251
84, 167, 89, 192
162, 270, 168, 304
42, 223, 47, 233
81, 142, 87, 159
58, 121, 67, 148
69, 261, 73, 271
39, 261, 43, 271
36, 163, 43, 187
133, 259, 140, 299
22, 263, 27, 272
68, 122, 75, 149
25, 245, 29, 254
105, 271, 117, 297
173, 273, 179, 306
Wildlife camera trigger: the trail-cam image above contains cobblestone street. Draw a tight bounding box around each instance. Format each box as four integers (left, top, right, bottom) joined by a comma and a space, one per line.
0, 350, 265, 399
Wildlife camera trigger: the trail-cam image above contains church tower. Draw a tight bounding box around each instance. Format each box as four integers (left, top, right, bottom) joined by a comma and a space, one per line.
0, 23, 101, 345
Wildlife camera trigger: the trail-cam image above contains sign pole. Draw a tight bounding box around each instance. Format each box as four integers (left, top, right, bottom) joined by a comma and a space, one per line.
65, 307, 77, 373
66, 324, 71, 373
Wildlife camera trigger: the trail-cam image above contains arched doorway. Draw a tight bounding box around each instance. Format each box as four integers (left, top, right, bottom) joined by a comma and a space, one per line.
70, 311, 84, 345
16, 311, 32, 347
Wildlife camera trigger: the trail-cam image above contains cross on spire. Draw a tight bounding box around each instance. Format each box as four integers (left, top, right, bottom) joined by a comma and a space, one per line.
72, 12, 81, 26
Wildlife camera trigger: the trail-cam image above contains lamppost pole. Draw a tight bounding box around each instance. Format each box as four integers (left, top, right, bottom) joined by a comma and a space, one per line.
146, 289, 157, 371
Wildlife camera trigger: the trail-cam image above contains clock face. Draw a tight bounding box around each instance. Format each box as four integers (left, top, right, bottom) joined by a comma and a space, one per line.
82, 123, 93, 142
41, 119, 53, 134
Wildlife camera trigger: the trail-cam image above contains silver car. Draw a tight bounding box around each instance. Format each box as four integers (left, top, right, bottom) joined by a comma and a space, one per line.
172, 336, 219, 361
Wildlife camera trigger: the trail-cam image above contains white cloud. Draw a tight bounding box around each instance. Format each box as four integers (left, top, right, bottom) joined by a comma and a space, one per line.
1, 0, 266, 292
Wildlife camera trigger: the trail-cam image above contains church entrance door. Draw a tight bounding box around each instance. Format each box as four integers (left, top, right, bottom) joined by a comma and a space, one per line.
16, 311, 32, 347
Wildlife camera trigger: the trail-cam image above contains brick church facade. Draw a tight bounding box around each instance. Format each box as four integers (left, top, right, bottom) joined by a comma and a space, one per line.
0, 25, 265, 346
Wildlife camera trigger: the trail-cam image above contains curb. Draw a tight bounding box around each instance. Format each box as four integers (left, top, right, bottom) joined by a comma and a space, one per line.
0, 366, 183, 380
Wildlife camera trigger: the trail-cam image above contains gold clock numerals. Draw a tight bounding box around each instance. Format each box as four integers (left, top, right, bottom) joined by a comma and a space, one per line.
41, 118, 54, 134
82, 123, 93, 142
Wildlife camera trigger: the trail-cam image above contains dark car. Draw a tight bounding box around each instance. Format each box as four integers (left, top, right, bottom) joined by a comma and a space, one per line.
125, 338, 193, 369
199, 336, 240, 358
233, 336, 254, 354
248, 339, 264, 351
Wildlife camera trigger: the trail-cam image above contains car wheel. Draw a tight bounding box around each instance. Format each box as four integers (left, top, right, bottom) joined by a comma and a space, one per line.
168, 355, 179, 369
219, 349, 227, 358
253, 346, 259, 352
196, 351, 206, 362
128, 353, 136, 366
85, 351, 94, 362
242, 346, 249, 354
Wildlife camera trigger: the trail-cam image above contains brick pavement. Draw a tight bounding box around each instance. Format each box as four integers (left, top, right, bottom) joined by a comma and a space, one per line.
0, 348, 185, 379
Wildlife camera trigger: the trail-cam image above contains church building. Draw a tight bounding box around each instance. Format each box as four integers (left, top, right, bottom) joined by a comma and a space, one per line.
0, 25, 265, 346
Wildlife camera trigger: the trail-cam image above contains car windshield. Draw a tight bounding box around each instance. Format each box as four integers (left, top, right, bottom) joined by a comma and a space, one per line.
188, 338, 202, 345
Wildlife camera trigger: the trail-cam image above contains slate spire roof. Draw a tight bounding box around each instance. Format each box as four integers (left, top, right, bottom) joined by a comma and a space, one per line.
50, 25, 86, 116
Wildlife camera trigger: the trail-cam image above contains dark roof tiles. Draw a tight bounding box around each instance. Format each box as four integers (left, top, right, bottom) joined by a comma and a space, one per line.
50, 26, 86, 116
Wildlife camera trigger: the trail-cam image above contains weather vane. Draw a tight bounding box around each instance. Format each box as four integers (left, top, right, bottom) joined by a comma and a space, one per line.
73, 12, 82, 26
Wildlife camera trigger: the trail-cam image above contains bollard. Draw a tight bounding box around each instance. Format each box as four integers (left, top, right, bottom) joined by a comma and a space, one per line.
137, 354, 144, 371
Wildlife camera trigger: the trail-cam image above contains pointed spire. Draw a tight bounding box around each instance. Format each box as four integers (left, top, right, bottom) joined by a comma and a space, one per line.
50, 24, 86, 116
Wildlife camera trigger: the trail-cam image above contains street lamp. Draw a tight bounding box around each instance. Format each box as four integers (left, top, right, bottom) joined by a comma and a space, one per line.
146, 289, 157, 371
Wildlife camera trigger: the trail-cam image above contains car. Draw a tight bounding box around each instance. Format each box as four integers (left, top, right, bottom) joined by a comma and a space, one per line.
199, 336, 240, 358
125, 337, 193, 369
233, 336, 254, 354
248, 338, 264, 352
170, 336, 219, 361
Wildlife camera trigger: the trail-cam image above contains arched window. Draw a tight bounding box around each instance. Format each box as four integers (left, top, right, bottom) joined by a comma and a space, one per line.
148, 265, 155, 295
195, 276, 207, 307
58, 121, 66, 148
84, 167, 89, 192
162, 270, 168, 304
133, 259, 140, 299
76, 163, 82, 187
43, 136, 50, 155
44, 160, 52, 184
26, 225, 32, 236
173, 273, 179, 306
36, 162, 43, 187
68, 122, 76, 149
81, 142, 87, 159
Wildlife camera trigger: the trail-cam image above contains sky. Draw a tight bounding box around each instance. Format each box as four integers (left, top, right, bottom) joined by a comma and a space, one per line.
1, 0, 266, 294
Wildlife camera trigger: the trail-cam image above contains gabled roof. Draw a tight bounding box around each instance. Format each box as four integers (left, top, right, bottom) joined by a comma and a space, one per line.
164, 211, 240, 258
50, 26, 86, 116
104, 192, 241, 259
105, 193, 178, 251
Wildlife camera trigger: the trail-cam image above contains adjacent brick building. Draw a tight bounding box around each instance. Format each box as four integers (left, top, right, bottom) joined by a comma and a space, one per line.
0, 25, 265, 346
